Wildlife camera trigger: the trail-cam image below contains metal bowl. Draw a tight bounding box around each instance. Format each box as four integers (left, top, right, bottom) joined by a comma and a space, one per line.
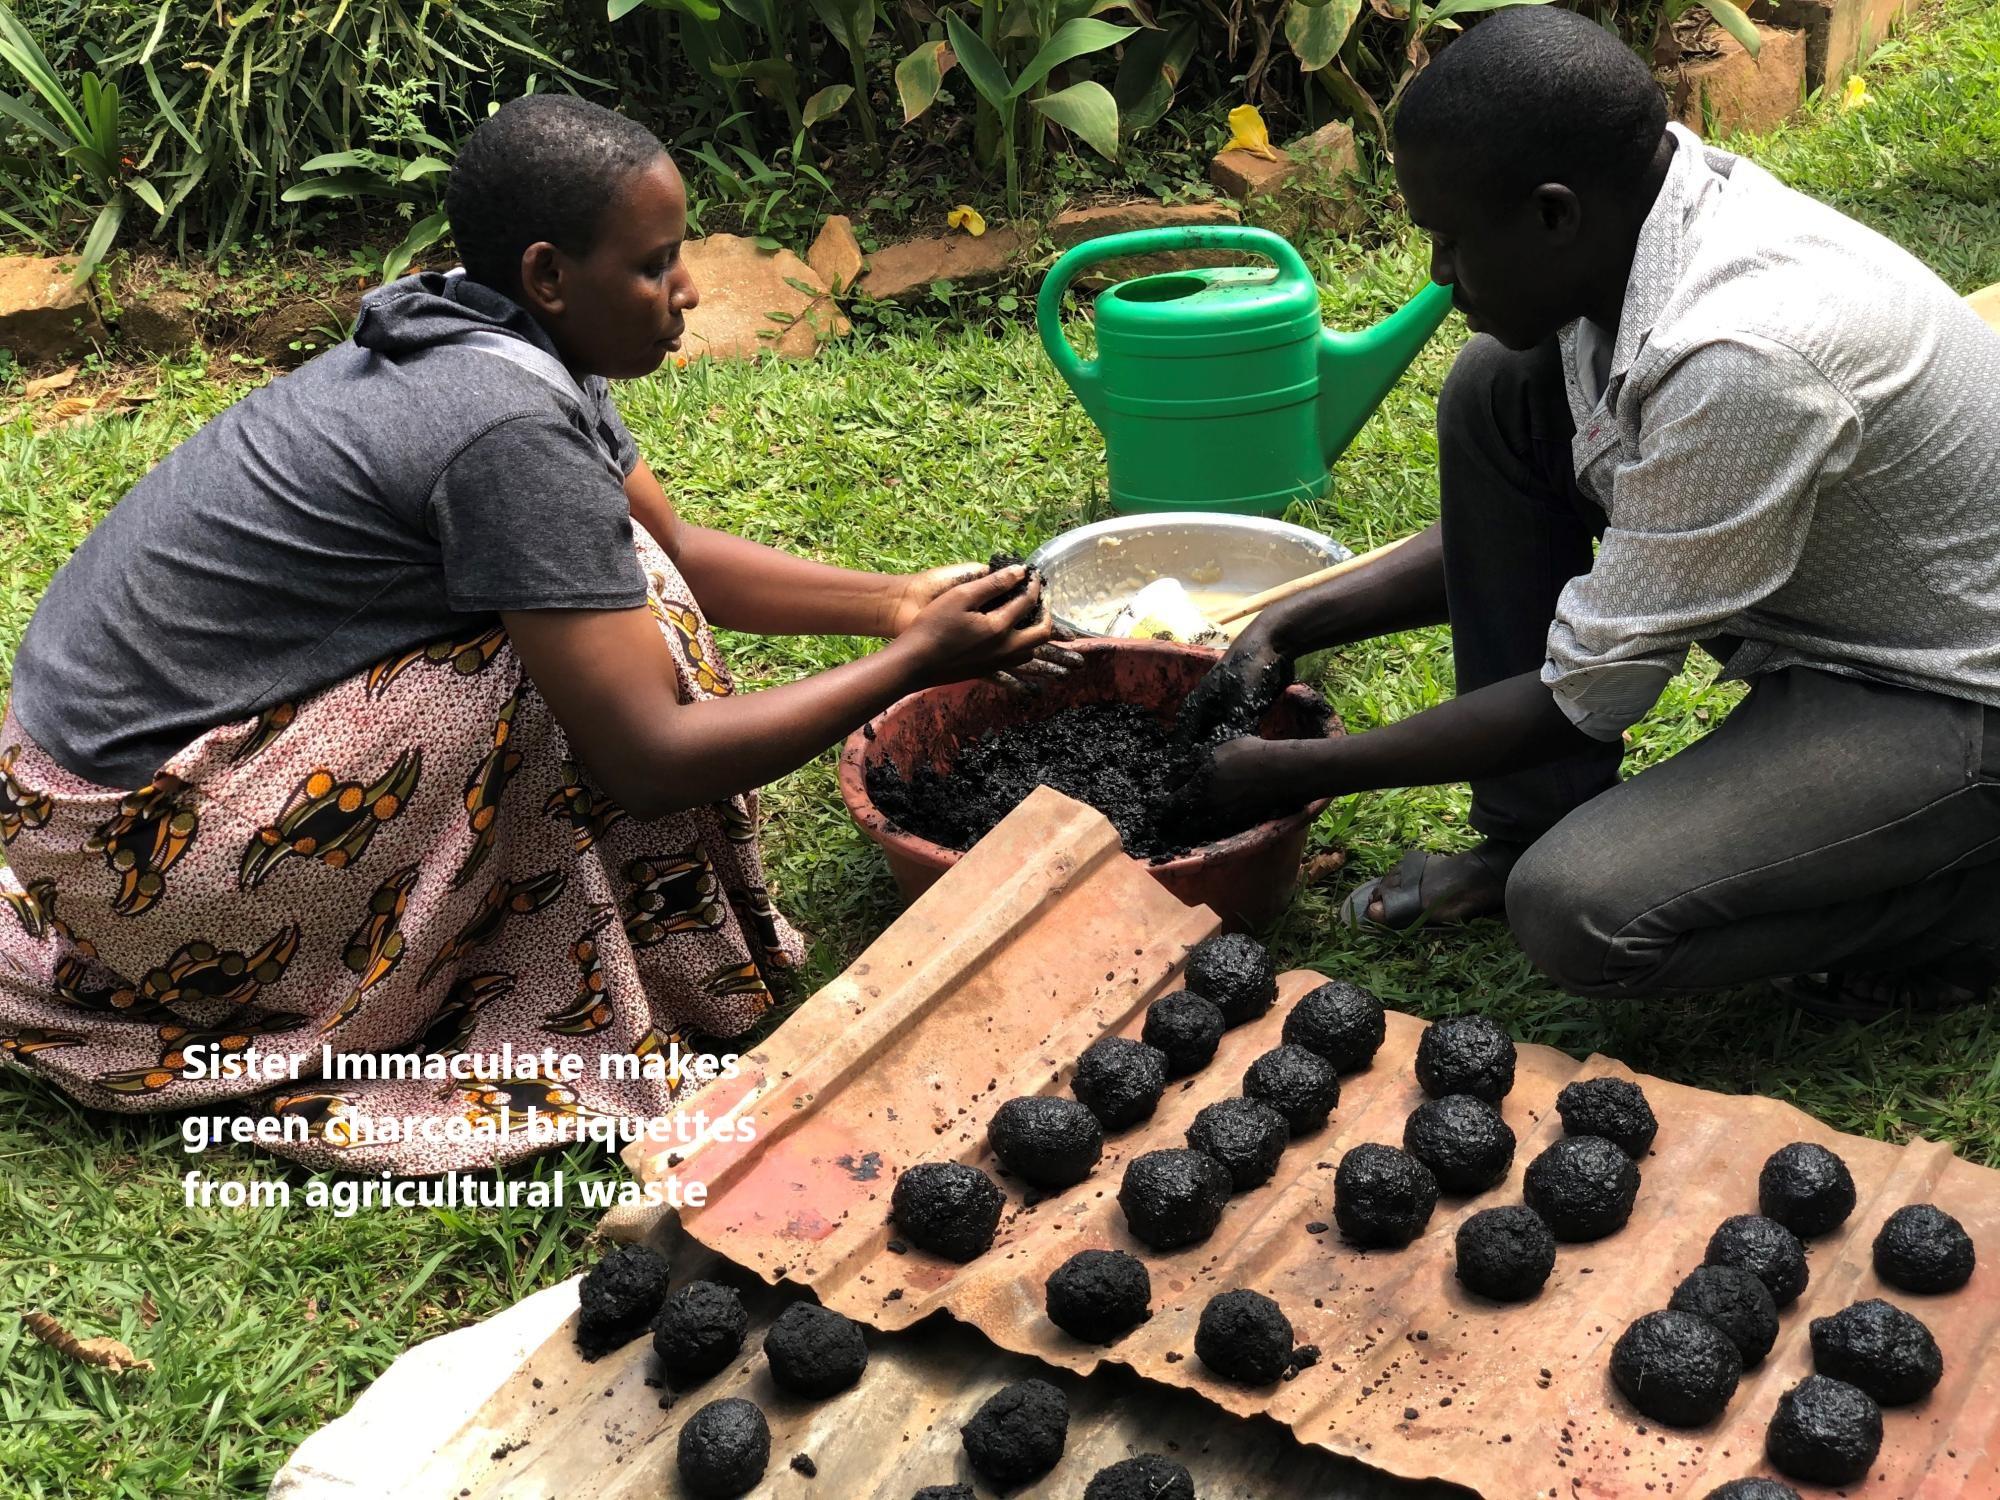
1026, 513, 1351, 638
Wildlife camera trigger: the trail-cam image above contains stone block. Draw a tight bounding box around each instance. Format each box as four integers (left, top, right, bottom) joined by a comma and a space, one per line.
1755, 0, 1911, 90
680, 234, 847, 360
1209, 146, 1294, 203
1674, 23, 1807, 138
1051, 200, 1242, 287
853, 227, 1028, 304
807, 215, 866, 297
0, 255, 105, 366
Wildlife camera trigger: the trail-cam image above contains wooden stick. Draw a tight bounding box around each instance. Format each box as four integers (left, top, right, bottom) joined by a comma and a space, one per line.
1208, 534, 1419, 626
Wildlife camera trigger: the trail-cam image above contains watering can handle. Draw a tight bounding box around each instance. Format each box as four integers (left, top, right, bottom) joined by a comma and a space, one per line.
1037, 225, 1317, 413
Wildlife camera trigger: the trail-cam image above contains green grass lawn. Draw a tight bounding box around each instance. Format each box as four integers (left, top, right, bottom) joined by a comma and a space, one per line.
4, 3, 1998, 1493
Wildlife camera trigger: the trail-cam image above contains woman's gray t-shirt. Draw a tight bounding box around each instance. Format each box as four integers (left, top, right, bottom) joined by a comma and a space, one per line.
9, 273, 648, 788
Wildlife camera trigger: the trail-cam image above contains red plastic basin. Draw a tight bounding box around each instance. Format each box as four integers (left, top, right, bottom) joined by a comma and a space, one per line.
837, 638, 1340, 931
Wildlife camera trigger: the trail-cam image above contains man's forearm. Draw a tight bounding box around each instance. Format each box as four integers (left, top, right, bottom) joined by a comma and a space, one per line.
1292, 670, 1598, 796
1262, 524, 1450, 656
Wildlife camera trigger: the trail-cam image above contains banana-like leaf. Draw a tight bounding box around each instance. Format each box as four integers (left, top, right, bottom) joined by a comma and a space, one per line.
809, 0, 876, 53
1424, 0, 1555, 21
299, 148, 379, 171
1697, 0, 1762, 56
1013, 17, 1138, 99
1032, 78, 1121, 160
397, 154, 451, 181
943, 11, 1015, 112
126, 174, 165, 215
894, 38, 955, 123
802, 82, 854, 127
280, 170, 409, 203
71, 193, 126, 285
1113, 16, 1195, 136
0, 89, 64, 151
1285, 0, 1362, 72
383, 208, 450, 282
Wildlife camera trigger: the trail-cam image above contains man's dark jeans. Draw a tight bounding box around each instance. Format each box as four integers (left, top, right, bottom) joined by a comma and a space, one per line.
1437, 334, 2000, 997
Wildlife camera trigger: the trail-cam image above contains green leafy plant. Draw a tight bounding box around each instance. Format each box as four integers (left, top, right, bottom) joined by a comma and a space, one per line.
905, 6, 1138, 213
0, 0, 166, 282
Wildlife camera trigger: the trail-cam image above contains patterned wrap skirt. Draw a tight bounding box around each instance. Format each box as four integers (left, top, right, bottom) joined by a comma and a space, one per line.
0, 529, 803, 1172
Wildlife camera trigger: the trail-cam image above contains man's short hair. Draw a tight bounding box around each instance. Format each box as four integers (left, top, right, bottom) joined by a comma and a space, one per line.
445, 94, 668, 296
1393, 7, 1667, 208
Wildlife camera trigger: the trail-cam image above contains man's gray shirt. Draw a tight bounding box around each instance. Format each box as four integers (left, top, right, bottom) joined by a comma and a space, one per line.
1544, 122, 2000, 739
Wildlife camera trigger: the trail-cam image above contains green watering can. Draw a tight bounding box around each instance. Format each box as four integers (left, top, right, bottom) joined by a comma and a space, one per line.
1037, 225, 1455, 516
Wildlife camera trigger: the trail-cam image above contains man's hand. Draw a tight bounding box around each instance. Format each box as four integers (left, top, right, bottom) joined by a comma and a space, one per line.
1167, 735, 1322, 836
1176, 616, 1294, 747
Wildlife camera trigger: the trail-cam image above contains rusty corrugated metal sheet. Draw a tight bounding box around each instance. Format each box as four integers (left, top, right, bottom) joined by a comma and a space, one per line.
627, 789, 2000, 1497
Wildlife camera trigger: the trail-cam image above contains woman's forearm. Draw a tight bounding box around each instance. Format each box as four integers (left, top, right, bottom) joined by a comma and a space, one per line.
672, 523, 902, 637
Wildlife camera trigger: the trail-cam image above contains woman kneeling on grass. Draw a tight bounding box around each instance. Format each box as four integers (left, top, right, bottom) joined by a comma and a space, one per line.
0, 96, 1054, 1172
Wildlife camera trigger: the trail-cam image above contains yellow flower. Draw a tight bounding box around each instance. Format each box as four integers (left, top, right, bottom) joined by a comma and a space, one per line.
947, 205, 987, 237
1842, 74, 1872, 110
1223, 104, 1280, 161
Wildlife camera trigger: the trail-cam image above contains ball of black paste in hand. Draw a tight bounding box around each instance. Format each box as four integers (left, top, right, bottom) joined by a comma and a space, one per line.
676, 1396, 770, 1499
1242, 1045, 1340, 1133
910, 1488, 976, 1500
1610, 1309, 1743, 1427
1119, 1148, 1232, 1251
988, 1095, 1104, 1189
1183, 932, 1277, 1027
1669, 1264, 1779, 1368
1455, 1205, 1557, 1302
961, 1377, 1069, 1487
1084, 1453, 1197, 1500
1701, 1480, 1803, 1500
1334, 1143, 1439, 1249
1143, 990, 1228, 1078
1555, 1077, 1659, 1159
762, 1301, 869, 1398
575, 1243, 670, 1359
1045, 1248, 1152, 1344
1186, 1097, 1291, 1191
1073, 1036, 1170, 1129
1414, 1014, 1517, 1104
1195, 1288, 1295, 1386
1809, 1298, 1943, 1405
1873, 1202, 1976, 1293
1758, 1142, 1857, 1237
1523, 1135, 1640, 1242
1282, 980, 1386, 1072
1403, 1093, 1516, 1195
1765, 1375, 1883, 1486
891, 1162, 1005, 1263
652, 1280, 749, 1387
1705, 1214, 1811, 1308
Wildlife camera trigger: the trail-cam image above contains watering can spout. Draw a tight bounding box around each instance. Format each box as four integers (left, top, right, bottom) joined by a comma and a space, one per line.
1317, 279, 1455, 468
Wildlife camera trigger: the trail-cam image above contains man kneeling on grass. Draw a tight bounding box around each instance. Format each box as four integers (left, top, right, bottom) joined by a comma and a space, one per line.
1181, 7, 2000, 1016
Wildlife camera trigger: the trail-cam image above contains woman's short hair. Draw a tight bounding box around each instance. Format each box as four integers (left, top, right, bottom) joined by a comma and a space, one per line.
445, 94, 669, 296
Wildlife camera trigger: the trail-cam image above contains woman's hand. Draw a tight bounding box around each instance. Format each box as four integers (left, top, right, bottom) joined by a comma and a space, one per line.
881, 563, 989, 637
892, 566, 1057, 688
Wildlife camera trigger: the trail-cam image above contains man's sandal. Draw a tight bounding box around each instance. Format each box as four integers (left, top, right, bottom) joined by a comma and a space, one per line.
1773, 963, 1996, 1023
1338, 844, 1519, 932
